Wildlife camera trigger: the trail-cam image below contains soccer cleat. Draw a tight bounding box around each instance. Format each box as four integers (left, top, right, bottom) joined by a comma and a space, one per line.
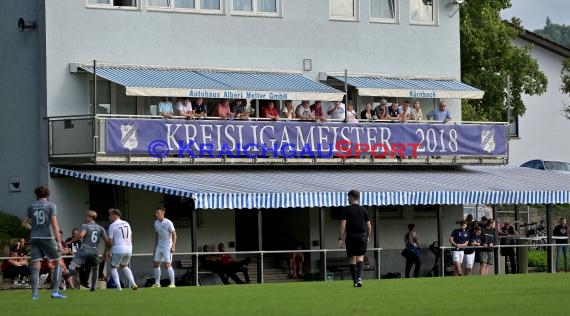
32, 294, 39, 300
151, 284, 161, 288
90, 288, 96, 292
167, 284, 176, 288
355, 278, 362, 288
51, 291, 67, 299
132, 284, 139, 291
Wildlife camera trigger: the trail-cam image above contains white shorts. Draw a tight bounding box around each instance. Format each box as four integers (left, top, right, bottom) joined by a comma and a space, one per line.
111, 252, 132, 268
154, 247, 172, 263
452, 250, 464, 264
463, 252, 475, 269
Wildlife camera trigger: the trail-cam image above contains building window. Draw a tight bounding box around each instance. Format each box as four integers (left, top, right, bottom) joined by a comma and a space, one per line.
87, 0, 138, 7
147, 0, 222, 12
232, 0, 280, 16
370, 0, 397, 23
410, 0, 436, 24
330, 0, 358, 21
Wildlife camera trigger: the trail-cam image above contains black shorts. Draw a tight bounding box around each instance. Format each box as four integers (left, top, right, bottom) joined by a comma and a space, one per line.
346, 237, 367, 257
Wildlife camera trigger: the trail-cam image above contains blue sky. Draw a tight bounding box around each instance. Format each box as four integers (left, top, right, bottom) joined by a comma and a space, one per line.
501, 0, 570, 31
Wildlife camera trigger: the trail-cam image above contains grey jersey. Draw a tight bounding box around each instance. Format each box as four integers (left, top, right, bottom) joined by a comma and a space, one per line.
27, 200, 57, 239
81, 222, 107, 249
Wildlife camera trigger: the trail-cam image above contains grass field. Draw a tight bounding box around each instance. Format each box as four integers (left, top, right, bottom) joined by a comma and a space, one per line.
1, 273, 568, 316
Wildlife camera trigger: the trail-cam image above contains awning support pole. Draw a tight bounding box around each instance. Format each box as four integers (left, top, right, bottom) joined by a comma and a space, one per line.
374, 206, 380, 279
546, 204, 553, 273
319, 207, 325, 281
191, 208, 198, 286
257, 209, 263, 283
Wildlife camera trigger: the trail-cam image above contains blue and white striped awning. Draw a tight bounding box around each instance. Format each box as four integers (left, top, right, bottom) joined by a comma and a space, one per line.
50, 166, 570, 210
331, 75, 484, 99
74, 64, 344, 101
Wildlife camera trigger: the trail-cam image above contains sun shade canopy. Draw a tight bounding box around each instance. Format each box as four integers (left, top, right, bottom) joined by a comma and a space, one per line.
73, 64, 345, 101
51, 166, 570, 210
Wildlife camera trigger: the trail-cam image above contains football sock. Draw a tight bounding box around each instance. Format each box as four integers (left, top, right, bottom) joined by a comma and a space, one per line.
349, 264, 356, 283
53, 263, 62, 292
356, 261, 364, 280
111, 268, 121, 290
31, 267, 40, 296
154, 268, 161, 284
167, 267, 175, 285
91, 267, 98, 289
122, 267, 136, 287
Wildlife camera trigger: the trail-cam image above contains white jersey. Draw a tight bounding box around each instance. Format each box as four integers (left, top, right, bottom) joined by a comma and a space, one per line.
108, 219, 133, 253
154, 218, 175, 248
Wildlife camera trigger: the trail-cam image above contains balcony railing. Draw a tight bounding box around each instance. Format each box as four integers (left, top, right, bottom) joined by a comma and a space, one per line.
48, 115, 509, 165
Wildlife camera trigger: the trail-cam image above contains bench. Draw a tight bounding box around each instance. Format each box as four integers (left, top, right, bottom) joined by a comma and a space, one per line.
177, 259, 220, 286
326, 256, 374, 280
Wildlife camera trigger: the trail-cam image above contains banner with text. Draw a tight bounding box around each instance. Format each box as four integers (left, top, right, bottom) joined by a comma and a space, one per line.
106, 118, 508, 158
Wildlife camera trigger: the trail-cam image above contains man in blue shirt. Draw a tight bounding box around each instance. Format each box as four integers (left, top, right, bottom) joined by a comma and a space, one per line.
158, 97, 174, 118
427, 101, 451, 123
449, 220, 470, 276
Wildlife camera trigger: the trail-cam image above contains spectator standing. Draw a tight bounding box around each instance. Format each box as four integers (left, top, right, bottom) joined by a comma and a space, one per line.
373, 99, 388, 119
328, 100, 346, 120
464, 225, 482, 276
411, 100, 423, 121
158, 97, 174, 118
403, 224, 421, 278
361, 103, 374, 121
175, 98, 194, 119
449, 220, 469, 276
553, 217, 569, 272
338, 190, 371, 287
479, 219, 497, 276
426, 101, 451, 123
193, 98, 208, 117
261, 102, 280, 120
499, 222, 518, 274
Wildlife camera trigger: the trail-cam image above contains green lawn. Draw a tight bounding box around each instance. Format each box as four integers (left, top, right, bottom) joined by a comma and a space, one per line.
1, 274, 568, 316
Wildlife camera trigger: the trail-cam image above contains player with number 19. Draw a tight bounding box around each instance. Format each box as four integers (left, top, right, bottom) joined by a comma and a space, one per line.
21, 186, 67, 300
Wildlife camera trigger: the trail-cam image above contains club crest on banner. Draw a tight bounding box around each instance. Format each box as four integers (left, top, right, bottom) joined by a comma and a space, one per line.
480, 128, 496, 154
120, 123, 138, 151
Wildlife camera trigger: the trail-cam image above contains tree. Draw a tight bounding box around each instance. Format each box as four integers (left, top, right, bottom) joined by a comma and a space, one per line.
534, 17, 570, 48
460, 0, 547, 122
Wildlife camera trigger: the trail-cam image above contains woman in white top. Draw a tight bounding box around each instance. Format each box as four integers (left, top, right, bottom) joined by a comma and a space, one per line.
345, 102, 359, 123
281, 100, 295, 119
411, 100, 423, 121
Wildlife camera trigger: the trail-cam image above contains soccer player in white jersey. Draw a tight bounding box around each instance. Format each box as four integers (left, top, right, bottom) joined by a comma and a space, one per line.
107, 208, 138, 290
152, 207, 177, 288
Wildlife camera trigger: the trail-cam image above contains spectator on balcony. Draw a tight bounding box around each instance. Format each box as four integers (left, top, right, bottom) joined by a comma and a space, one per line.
373, 99, 388, 120
193, 98, 207, 118
399, 100, 412, 122
374, 102, 389, 120
213, 99, 231, 119
361, 103, 374, 121
281, 100, 295, 119
261, 102, 280, 120
158, 97, 174, 119
311, 101, 326, 122
388, 102, 401, 120
426, 101, 451, 123
231, 99, 250, 119
296, 100, 314, 120
327, 100, 345, 120
411, 100, 423, 121
175, 98, 194, 119
345, 102, 358, 123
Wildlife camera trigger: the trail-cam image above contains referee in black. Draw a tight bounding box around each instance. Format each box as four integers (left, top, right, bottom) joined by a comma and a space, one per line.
338, 190, 371, 287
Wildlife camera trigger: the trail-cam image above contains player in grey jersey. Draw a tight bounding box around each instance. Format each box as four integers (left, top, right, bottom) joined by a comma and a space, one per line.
64, 210, 110, 291
21, 186, 66, 300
